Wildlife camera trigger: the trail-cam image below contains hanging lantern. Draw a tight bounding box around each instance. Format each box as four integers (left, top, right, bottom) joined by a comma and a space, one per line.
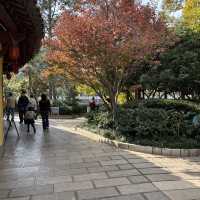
9, 46, 20, 61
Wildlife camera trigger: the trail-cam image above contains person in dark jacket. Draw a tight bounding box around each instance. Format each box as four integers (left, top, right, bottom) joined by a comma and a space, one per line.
39, 94, 51, 130
18, 90, 29, 124
89, 97, 96, 111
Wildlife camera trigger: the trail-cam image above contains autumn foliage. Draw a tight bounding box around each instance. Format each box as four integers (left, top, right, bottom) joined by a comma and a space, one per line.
183, 0, 200, 32
47, 0, 171, 116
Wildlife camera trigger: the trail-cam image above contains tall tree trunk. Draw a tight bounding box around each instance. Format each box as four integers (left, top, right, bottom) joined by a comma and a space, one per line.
164, 91, 167, 99
48, 80, 53, 100
48, 0, 53, 38
110, 91, 118, 132
142, 89, 145, 99
52, 83, 57, 101
28, 68, 32, 96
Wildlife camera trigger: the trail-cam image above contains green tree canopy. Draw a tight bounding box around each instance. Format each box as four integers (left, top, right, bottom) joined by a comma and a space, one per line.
140, 31, 200, 100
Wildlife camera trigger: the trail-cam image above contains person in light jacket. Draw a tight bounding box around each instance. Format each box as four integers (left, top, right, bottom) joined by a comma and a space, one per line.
25, 107, 36, 134
28, 94, 37, 111
6, 92, 16, 121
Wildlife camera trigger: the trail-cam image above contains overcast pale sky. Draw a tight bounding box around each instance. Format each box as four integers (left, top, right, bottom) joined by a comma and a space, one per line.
142, 0, 182, 18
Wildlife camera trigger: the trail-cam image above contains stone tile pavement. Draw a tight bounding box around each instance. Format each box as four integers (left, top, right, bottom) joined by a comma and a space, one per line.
0, 118, 200, 200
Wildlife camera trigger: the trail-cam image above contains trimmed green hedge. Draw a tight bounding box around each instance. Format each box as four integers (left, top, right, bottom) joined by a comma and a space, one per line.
87, 100, 200, 148
59, 105, 87, 115
124, 99, 200, 113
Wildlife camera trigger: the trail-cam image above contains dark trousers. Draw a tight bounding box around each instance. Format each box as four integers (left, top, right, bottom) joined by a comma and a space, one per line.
6, 107, 15, 120
19, 110, 26, 123
41, 112, 49, 129
27, 119, 36, 133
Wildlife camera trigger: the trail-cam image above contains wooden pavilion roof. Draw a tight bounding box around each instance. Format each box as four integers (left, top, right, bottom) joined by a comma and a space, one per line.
0, 0, 44, 73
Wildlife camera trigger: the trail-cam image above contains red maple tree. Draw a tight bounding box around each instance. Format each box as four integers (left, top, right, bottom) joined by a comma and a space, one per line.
47, 0, 172, 122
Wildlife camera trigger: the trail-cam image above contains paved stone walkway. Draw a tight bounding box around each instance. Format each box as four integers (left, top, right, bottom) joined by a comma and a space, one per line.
0, 118, 200, 200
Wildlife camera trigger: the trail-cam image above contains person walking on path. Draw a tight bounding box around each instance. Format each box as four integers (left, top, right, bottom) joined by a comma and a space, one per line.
39, 94, 51, 131
25, 107, 36, 134
6, 92, 16, 121
89, 97, 96, 111
27, 94, 37, 111
18, 90, 29, 124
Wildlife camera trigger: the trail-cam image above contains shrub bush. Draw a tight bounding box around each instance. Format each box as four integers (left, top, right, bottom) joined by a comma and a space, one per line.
134, 107, 186, 139
52, 100, 66, 107
87, 111, 113, 129
134, 107, 169, 139
144, 99, 200, 114
125, 99, 200, 114
117, 108, 137, 139
59, 105, 87, 115
72, 105, 87, 114
87, 99, 200, 148
59, 106, 72, 115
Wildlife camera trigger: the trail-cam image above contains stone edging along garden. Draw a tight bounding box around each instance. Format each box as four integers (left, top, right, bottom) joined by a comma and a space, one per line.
65, 127, 200, 157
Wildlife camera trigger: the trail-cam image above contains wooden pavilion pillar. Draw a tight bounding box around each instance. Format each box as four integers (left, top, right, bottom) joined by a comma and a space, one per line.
0, 1, 44, 146
0, 43, 3, 145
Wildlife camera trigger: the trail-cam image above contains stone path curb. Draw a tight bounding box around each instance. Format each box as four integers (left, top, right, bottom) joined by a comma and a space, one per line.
63, 127, 200, 157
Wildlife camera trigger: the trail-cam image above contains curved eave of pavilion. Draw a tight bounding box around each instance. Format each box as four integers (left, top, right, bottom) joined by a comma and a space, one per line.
0, 0, 44, 73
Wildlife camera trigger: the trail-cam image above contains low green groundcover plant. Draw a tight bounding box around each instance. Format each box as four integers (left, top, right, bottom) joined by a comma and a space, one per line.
86, 99, 200, 149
